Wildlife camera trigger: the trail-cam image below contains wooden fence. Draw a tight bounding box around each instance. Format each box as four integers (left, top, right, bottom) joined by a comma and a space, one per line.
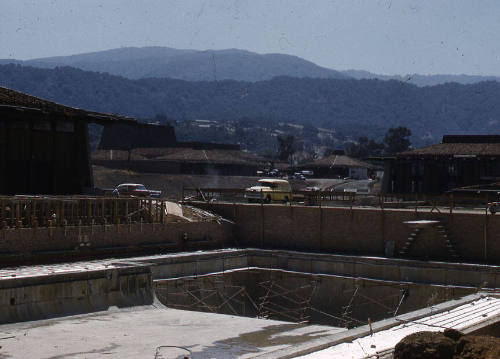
0, 196, 167, 228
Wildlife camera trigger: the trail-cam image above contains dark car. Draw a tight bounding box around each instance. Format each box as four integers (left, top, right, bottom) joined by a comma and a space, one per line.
112, 183, 161, 198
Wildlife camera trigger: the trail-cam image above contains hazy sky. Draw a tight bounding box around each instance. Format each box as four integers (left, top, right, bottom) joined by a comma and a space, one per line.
1, 0, 500, 76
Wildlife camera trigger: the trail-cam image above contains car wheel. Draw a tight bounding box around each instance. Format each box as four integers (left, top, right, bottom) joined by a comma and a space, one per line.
284, 196, 289, 203
490, 206, 497, 214
265, 196, 271, 203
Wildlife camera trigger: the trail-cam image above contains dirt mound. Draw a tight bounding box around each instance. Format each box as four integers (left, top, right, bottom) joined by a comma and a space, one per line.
394, 329, 500, 359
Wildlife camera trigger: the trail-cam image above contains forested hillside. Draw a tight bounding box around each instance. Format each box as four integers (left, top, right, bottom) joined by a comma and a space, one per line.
2, 64, 500, 148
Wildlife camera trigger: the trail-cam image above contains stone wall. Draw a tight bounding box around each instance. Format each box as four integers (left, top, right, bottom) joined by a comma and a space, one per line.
0, 221, 234, 264
193, 203, 500, 264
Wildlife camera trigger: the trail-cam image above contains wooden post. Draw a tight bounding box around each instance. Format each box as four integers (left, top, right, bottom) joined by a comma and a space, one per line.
160, 201, 164, 224
484, 208, 488, 262
114, 200, 118, 223
33, 199, 37, 225
87, 199, 92, 225
46, 200, 51, 226
0, 199, 4, 222
78, 219, 82, 240
319, 206, 323, 249
15, 202, 20, 225
102, 198, 105, 223
76, 200, 80, 224
61, 200, 65, 226
33, 219, 38, 239
48, 220, 53, 239
26, 200, 31, 227
55, 201, 60, 227
260, 201, 265, 248
10, 200, 15, 227
381, 204, 386, 256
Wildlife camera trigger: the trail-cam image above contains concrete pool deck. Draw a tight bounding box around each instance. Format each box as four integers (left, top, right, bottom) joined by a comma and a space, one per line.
0, 303, 345, 359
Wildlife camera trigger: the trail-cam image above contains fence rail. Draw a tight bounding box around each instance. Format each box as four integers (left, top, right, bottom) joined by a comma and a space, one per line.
182, 187, 495, 213
182, 187, 357, 204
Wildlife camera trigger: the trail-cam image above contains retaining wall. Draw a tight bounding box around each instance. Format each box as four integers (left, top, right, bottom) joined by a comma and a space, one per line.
154, 268, 474, 326
0, 221, 234, 264
147, 249, 500, 289
192, 203, 500, 264
0, 265, 152, 324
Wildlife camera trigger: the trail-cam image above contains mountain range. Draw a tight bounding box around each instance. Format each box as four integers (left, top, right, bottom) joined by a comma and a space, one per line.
1, 46, 499, 86
0, 47, 348, 82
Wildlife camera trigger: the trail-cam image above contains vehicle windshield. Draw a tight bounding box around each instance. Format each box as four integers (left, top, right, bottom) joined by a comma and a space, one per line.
259, 182, 277, 188
132, 185, 147, 190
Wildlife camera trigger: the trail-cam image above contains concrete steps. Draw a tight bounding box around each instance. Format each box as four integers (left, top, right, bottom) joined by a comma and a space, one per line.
399, 223, 461, 259
398, 228, 421, 255
436, 224, 461, 259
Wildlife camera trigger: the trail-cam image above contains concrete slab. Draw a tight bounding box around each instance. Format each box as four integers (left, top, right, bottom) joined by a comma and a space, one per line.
0, 305, 345, 359
293, 295, 500, 359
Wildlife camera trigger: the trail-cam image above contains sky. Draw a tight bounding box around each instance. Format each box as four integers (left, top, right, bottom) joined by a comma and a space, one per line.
1, 0, 500, 76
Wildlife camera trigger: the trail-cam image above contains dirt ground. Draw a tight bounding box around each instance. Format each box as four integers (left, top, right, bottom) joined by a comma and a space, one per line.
92, 165, 349, 201
394, 329, 500, 359
92, 165, 260, 200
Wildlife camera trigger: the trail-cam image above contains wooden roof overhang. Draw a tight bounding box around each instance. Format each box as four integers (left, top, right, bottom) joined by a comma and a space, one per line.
0, 86, 136, 125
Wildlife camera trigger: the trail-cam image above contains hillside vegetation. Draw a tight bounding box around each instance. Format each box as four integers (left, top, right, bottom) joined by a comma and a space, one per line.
2, 64, 500, 148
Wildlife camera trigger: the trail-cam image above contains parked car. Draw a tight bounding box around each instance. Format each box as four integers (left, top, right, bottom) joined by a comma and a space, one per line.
244, 179, 292, 203
488, 202, 499, 214
289, 172, 306, 181
112, 183, 161, 198
269, 169, 280, 177
304, 186, 320, 192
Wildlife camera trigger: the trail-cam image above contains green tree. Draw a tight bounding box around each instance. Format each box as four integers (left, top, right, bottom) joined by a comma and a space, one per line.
346, 136, 385, 158
277, 135, 296, 163
384, 126, 412, 154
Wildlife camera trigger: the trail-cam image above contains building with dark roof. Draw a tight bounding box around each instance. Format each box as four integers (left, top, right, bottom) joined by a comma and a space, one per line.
383, 135, 500, 194
98, 122, 177, 150
296, 153, 373, 179
92, 146, 269, 176
94, 116, 268, 177
0, 86, 135, 195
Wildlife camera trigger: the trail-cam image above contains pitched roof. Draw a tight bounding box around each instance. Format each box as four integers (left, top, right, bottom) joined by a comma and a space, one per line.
398, 143, 500, 157
298, 154, 373, 169
396, 135, 500, 157
448, 181, 500, 193
0, 86, 134, 124
92, 147, 268, 165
